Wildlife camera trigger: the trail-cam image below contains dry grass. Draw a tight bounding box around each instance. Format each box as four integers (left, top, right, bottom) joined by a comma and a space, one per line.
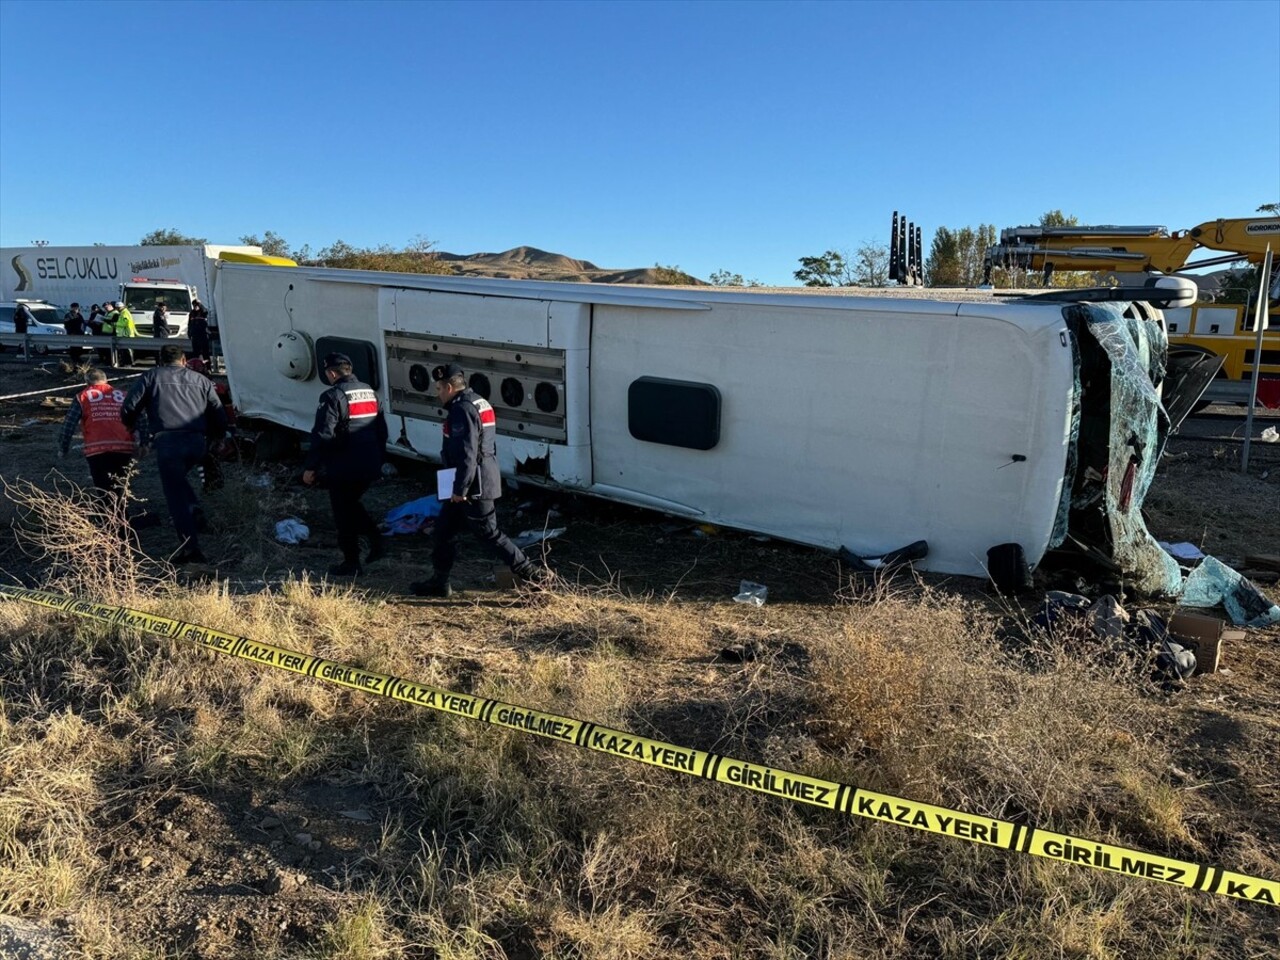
0, 478, 1277, 959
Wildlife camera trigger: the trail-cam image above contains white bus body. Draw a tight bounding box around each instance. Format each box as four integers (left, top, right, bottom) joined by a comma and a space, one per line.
214, 262, 1181, 588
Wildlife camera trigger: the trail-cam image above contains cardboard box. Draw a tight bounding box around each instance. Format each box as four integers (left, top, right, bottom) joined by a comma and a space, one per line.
1168, 612, 1245, 675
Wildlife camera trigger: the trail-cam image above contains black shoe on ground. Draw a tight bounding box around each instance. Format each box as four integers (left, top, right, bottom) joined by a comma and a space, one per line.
329, 560, 364, 577
174, 547, 207, 565
366, 537, 387, 564
513, 563, 557, 589
410, 578, 453, 598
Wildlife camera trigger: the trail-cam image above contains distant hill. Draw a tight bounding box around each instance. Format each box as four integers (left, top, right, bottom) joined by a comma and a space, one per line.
432, 246, 704, 285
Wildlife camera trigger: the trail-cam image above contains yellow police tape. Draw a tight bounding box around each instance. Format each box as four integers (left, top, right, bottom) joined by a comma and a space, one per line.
3, 582, 1276, 908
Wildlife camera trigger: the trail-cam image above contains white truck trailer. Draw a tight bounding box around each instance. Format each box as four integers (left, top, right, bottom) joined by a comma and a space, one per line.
212, 261, 1205, 593
0, 243, 266, 334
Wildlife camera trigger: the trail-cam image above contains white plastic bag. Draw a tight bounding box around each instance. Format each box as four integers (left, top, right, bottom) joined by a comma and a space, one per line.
733, 580, 768, 606
274, 518, 310, 544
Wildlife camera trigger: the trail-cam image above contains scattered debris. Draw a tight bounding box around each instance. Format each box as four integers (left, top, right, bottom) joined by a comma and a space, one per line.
1181, 556, 1280, 627
841, 539, 930, 576
382, 495, 442, 535
380, 461, 399, 477
338, 809, 374, 822
733, 580, 768, 606
718, 642, 761, 663
1168, 612, 1244, 675
513, 527, 566, 549
274, 519, 310, 544
1159, 541, 1206, 562
1157, 636, 1198, 681
1260, 426, 1278, 443
246, 473, 274, 489
1035, 591, 1093, 631
1085, 594, 1129, 640
1035, 596, 1200, 682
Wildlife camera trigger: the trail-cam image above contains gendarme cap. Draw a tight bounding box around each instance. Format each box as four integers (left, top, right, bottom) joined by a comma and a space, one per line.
322, 352, 352, 369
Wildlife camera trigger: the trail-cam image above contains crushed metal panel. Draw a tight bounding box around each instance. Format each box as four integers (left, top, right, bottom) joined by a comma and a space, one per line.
1077, 303, 1182, 595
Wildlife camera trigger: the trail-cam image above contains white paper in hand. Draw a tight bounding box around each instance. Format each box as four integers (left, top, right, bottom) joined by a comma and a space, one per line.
436, 468, 456, 501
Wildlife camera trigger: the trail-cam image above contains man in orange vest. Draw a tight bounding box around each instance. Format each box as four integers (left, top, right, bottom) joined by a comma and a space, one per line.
58, 368, 138, 496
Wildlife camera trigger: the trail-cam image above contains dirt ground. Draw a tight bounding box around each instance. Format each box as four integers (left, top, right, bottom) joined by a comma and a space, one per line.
1, 354, 1278, 958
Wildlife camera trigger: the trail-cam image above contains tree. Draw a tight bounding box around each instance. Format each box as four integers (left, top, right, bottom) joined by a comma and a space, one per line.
795, 243, 891, 287
981, 211, 1099, 288
650, 263, 699, 285
853, 243, 889, 286
794, 250, 851, 287
709, 269, 761, 287
925, 225, 994, 286
1038, 209, 1079, 228
1213, 266, 1261, 303
308, 235, 452, 275
1209, 204, 1279, 302
239, 230, 293, 258
140, 227, 207, 246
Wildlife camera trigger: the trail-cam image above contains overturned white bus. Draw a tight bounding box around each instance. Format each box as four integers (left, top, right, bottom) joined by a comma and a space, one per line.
213, 263, 1206, 593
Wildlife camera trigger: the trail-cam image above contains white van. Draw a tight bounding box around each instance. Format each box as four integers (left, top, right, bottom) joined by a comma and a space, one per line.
0, 300, 68, 354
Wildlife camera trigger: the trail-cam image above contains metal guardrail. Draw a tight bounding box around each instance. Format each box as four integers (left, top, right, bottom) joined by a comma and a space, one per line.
1202, 380, 1257, 405
0, 334, 200, 367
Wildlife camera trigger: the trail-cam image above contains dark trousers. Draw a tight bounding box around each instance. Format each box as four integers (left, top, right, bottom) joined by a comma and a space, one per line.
329, 478, 379, 563
191, 335, 211, 363
432, 499, 529, 580
86, 452, 133, 497
154, 432, 207, 547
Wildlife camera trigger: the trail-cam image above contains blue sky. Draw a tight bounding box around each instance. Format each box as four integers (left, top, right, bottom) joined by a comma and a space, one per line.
1, 0, 1276, 284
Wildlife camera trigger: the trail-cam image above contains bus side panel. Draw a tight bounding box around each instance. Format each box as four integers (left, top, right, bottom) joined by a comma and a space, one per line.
588, 302, 1075, 576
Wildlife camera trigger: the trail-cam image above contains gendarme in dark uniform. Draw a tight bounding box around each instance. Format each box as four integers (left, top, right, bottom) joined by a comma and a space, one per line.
411, 362, 534, 597
302, 352, 388, 576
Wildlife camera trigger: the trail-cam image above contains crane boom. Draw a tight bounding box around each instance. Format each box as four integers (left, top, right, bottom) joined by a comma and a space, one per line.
986, 217, 1280, 279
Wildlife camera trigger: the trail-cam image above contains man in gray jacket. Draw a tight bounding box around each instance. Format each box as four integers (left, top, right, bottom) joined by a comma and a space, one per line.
121, 344, 226, 563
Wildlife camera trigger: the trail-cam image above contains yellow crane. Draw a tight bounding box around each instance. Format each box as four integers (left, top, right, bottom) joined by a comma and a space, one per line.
986, 216, 1278, 277
985, 217, 1280, 383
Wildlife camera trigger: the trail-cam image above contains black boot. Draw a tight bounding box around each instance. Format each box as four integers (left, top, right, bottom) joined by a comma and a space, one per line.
410, 576, 452, 598
513, 562, 557, 589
